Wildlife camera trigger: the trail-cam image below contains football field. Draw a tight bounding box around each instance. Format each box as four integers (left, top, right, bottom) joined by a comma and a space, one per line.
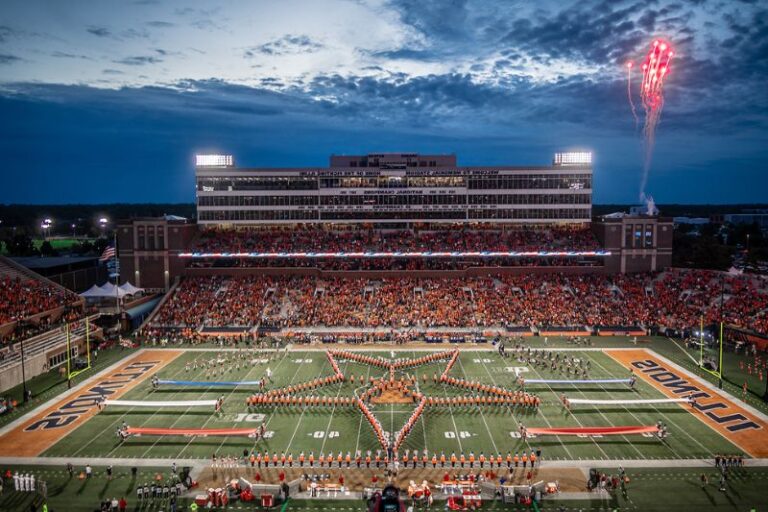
39, 345, 751, 462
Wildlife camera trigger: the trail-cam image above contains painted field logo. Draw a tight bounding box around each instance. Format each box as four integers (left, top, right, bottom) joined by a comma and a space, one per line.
631, 359, 760, 433
25, 360, 162, 432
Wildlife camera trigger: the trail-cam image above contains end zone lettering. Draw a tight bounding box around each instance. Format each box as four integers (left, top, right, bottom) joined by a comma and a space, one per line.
631, 359, 760, 432
24, 361, 162, 432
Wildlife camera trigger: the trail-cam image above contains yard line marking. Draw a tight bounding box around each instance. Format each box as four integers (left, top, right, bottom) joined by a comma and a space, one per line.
158, 350, 269, 459
441, 372, 464, 454
283, 357, 335, 455
353, 364, 373, 457
524, 354, 610, 459
476, 353, 560, 457
319, 359, 351, 455
172, 350, 291, 459
456, 353, 499, 455
414, 361, 430, 453
551, 355, 645, 459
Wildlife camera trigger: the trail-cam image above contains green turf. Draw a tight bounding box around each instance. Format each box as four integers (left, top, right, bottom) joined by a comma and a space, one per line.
0, 465, 192, 512
42, 347, 744, 462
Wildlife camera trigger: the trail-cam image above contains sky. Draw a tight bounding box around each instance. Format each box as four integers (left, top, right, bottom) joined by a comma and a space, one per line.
0, 0, 766, 204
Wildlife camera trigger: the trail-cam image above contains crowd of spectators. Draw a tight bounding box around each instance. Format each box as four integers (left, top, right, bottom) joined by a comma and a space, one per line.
145, 270, 768, 336
0, 275, 81, 325
0, 274, 83, 345
190, 224, 602, 254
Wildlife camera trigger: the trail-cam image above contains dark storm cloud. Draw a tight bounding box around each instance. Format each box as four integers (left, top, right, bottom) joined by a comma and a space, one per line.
1, 77, 766, 204
86, 26, 111, 37
245, 35, 323, 57
0, 54, 21, 64
388, 0, 470, 42
499, 2, 651, 65
114, 55, 162, 66
0, 0, 766, 204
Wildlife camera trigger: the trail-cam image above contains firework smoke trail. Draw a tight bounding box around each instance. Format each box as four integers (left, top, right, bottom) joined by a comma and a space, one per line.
637, 39, 674, 200
626, 61, 639, 130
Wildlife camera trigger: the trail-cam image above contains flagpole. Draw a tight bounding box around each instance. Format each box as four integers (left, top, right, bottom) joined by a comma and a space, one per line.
114, 230, 120, 330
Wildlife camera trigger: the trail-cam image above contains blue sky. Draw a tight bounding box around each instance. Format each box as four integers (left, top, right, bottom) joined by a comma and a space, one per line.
0, 0, 766, 204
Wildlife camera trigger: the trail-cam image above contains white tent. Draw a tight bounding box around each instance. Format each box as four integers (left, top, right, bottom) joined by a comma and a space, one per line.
96, 282, 129, 298
80, 284, 110, 298
119, 282, 144, 295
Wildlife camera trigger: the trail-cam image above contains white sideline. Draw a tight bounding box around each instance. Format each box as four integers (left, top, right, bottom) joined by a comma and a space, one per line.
103, 399, 217, 408
569, 398, 689, 405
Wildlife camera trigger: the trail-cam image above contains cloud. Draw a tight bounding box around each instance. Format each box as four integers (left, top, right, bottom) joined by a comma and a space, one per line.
86, 26, 111, 37
245, 35, 324, 57
368, 48, 437, 61
0, 25, 15, 43
0, 78, 766, 204
102, 69, 125, 75
50, 51, 91, 60
114, 55, 163, 66
146, 21, 174, 28
0, 54, 21, 65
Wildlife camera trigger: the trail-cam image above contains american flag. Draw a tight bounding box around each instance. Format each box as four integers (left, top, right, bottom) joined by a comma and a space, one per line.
99, 245, 116, 262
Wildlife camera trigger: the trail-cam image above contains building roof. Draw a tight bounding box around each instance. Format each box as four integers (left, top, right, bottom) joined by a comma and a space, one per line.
12, 256, 99, 270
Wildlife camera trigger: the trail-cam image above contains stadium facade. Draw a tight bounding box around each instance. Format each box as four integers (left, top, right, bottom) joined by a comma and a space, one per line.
118, 152, 672, 289
194, 152, 593, 224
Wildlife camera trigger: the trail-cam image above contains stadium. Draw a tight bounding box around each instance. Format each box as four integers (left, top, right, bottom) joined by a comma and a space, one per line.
1, 150, 767, 512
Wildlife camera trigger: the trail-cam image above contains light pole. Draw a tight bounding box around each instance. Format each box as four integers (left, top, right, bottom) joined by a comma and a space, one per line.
99, 217, 109, 238
41, 218, 53, 240
19, 322, 28, 403
718, 274, 725, 389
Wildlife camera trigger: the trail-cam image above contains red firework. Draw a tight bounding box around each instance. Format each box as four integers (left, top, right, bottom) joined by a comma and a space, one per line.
626, 39, 675, 199
640, 39, 674, 118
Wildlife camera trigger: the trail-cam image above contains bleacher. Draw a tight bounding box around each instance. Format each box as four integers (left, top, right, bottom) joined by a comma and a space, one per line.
0, 255, 84, 338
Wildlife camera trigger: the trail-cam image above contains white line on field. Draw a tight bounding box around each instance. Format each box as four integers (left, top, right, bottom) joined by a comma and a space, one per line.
353, 364, 373, 456
319, 359, 350, 455
477, 354, 568, 458
282, 359, 331, 454
456, 354, 499, 455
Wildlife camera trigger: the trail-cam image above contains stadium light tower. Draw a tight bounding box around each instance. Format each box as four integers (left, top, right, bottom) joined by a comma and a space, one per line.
41, 218, 53, 239
99, 217, 109, 238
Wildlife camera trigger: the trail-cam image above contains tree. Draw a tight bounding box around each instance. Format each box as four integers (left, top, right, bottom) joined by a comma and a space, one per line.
3, 234, 37, 256
40, 240, 57, 257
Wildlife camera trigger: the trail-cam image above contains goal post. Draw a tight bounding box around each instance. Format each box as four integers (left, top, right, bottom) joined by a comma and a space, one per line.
698, 316, 723, 384
66, 316, 93, 381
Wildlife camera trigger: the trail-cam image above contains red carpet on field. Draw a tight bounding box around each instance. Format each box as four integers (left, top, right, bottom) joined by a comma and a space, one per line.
126, 427, 257, 437
526, 426, 658, 436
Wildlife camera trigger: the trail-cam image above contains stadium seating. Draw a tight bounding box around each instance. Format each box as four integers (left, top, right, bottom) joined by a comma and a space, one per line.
142, 269, 768, 338
189, 224, 602, 254
0, 256, 83, 344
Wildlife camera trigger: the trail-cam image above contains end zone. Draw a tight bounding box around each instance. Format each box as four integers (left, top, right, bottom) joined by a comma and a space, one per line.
0, 350, 181, 457
606, 349, 768, 457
